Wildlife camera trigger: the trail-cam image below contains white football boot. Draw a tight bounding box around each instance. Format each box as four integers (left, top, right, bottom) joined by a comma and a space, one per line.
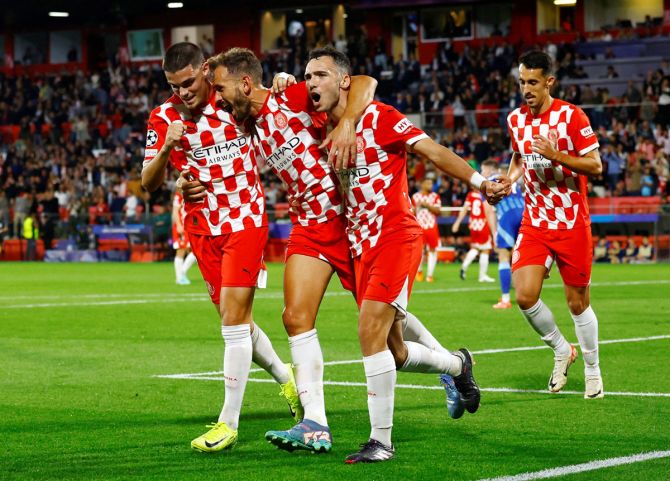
584, 375, 604, 399
548, 344, 578, 392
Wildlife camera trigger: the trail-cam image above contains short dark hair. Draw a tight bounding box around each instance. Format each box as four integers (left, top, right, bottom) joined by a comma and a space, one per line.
208, 48, 263, 85
308, 46, 351, 75
519, 50, 554, 76
482, 160, 499, 170
163, 42, 205, 73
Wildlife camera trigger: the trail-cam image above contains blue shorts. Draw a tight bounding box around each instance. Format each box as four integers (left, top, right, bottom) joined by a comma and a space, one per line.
496, 209, 523, 249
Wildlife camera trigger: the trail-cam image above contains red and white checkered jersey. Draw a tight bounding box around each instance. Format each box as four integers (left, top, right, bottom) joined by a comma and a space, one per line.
254, 82, 343, 226
144, 90, 266, 236
172, 190, 186, 225
507, 99, 599, 230
344, 102, 428, 256
412, 191, 441, 229
465, 191, 488, 233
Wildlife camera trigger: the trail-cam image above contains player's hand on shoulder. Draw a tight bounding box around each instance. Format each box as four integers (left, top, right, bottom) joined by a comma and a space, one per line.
165, 121, 186, 149
320, 118, 356, 172
271, 72, 297, 94
177, 170, 206, 203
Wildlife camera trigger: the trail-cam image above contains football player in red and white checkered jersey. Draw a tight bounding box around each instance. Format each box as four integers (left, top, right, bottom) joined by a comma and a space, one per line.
171, 190, 198, 285
411, 177, 441, 282
141, 43, 301, 453
506, 50, 604, 399
451, 188, 496, 283
303, 47, 509, 463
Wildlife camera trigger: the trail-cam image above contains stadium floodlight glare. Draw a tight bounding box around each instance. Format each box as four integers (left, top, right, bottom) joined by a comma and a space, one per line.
48, 11, 69, 17
296, 8, 303, 14
553, 0, 577, 5
167, 2, 184, 8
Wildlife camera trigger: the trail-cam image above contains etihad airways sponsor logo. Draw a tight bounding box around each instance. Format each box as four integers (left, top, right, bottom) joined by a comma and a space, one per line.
192, 137, 247, 165
266, 136, 301, 171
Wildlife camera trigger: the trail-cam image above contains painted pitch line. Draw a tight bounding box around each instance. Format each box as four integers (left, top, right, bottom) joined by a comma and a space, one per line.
153, 334, 670, 378
473, 450, 670, 481
151, 375, 670, 398
3, 279, 669, 309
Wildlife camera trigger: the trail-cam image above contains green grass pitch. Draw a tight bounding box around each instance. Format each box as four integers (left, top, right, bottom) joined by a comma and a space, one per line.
1, 261, 669, 480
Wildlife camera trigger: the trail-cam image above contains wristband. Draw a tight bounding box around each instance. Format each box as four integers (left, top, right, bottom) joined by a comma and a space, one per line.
470, 172, 486, 190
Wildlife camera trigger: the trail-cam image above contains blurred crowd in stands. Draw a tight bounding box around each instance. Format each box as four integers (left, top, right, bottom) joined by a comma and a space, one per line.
1, 26, 670, 250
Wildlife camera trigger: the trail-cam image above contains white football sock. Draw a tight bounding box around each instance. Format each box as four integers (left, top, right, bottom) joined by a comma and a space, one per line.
251, 323, 289, 385
571, 306, 601, 377
219, 324, 252, 429
401, 312, 449, 354
478, 253, 490, 279
174, 256, 184, 281
521, 300, 571, 357
289, 329, 327, 426
400, 341, 462, 376
462, 248, 478, 272
364, 350, 396, 447
418, 251, 426, 274
427, 251, 438, 277
183, 252, 198, 275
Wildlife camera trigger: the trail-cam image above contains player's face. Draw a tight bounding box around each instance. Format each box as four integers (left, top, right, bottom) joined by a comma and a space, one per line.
305, 56, 350, 113
518, 64, 555, 111
165, 62, 209, 110
421, 179, 433, 192
211, 65, 252, 122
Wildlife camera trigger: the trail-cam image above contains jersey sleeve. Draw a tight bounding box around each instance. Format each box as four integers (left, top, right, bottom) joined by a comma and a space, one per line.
375, 105, 429, 151
568, 107, 599, 156
506, 112, 520, 153
143, 111, 168, 165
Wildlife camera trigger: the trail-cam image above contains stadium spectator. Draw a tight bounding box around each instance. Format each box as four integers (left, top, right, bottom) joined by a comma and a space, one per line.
623, 237, 639, 262
594, 236, 609, 262
635, 236, 654, 262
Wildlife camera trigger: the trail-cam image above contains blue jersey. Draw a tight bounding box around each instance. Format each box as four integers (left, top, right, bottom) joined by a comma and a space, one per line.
493, 180, 524, 249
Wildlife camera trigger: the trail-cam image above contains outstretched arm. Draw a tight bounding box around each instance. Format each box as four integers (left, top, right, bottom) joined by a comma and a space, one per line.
411, 137, 510, 204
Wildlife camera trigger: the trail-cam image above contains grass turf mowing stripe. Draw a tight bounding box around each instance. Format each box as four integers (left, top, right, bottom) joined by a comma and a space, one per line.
3, 279, 669, 308
472, 450, 670, 481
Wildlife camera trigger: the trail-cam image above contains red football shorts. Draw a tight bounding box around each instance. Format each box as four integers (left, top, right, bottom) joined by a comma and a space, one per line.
353, 233, 423, 313
286, 215, 355, 292
422, 225, 440, 250
189, 226, 268, 304
512, 224, 593, 287
470, 228, 492, 248
172, 224, 190, 250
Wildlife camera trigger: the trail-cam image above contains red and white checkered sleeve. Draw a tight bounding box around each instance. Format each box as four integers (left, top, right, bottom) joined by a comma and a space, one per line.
143, 111, 167, 165
506, 112, 519, 153
568, 107, 599, 156
376, 105, 428, 151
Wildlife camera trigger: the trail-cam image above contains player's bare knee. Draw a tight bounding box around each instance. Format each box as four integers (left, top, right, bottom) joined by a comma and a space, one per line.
515, 290, 539, 310
282, 307, 313, 336
567, 299, 589, 316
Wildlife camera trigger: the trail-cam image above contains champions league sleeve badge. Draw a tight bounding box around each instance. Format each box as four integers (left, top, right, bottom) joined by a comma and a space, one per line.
146, 129, 159, 147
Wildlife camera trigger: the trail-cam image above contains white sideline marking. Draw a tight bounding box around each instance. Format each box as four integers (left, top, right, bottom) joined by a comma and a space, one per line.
473, 450, 670, 481
152, 375, 670, 398
155, 334, 670, 378
3, 279, 669, 309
